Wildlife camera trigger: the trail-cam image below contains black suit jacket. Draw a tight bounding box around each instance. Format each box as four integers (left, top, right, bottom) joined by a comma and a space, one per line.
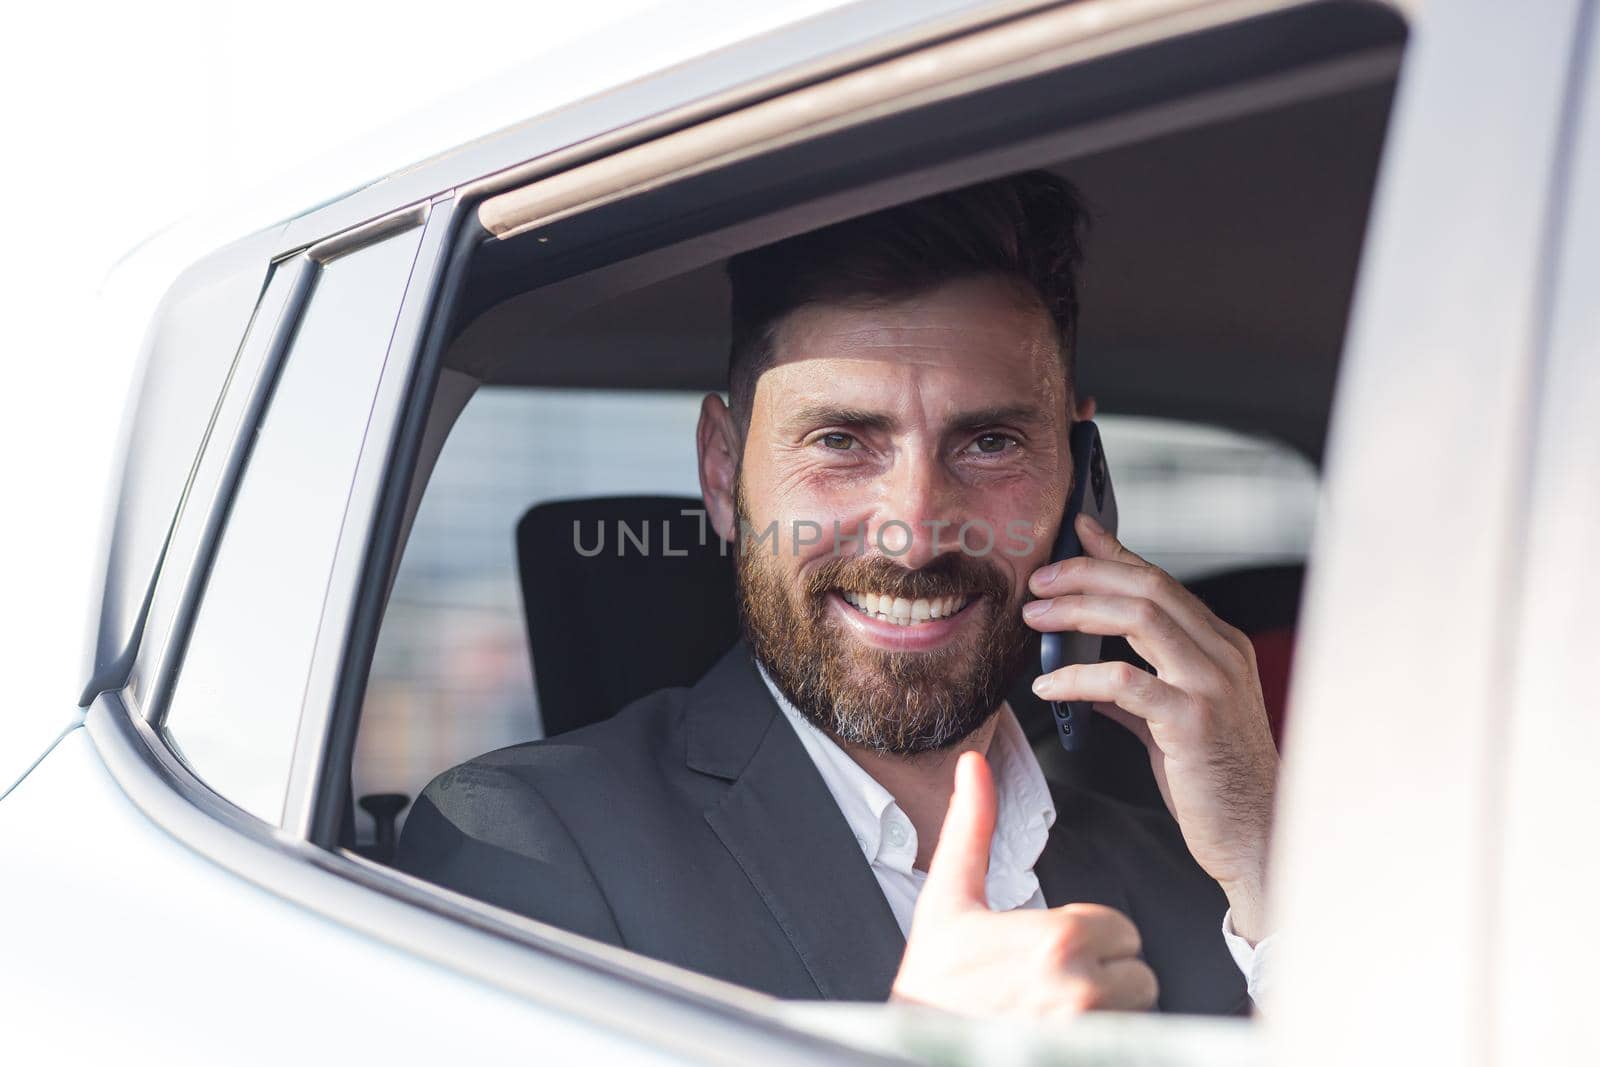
396, 644, 1248, 1013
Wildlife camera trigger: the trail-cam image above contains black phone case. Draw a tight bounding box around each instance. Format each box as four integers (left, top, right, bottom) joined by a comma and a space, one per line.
1039, 420, 1118, 752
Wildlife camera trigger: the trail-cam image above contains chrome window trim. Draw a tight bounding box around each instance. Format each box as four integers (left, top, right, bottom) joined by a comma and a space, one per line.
83, 690, 907, 1066
308, 203, 431, 264
475, 0, 1349, 240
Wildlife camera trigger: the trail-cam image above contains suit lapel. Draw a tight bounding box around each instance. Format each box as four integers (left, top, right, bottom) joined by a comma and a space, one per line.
688, 645, 906, 1001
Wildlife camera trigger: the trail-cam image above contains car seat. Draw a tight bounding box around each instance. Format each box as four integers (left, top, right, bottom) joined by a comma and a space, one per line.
516, 496, 739, 737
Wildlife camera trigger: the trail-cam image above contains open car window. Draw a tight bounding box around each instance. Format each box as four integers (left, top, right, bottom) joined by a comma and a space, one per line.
356, 397, 1318, 842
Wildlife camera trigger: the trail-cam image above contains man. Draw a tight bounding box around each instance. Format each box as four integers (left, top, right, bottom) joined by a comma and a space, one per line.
397, 172, 1280, 1016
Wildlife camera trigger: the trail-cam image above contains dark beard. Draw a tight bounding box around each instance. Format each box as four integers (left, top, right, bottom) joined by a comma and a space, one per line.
734, 487, 1032, 755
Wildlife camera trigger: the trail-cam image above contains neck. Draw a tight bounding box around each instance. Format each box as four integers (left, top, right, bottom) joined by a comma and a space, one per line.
840, 711, 1002, 871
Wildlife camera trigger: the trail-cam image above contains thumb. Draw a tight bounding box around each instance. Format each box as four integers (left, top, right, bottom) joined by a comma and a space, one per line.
919, 751, 997, 916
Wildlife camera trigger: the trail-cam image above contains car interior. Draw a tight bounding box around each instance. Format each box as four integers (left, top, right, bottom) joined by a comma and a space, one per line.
331, 4, 1405, 904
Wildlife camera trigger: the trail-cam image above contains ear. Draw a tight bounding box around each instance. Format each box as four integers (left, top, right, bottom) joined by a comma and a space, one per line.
1073, 393, 1098, 421
697, 393, 740, 544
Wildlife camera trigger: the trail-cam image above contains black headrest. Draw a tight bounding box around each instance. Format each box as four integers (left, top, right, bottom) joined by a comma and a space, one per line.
516, 496, 739, 738
1184, 563, 1305, 634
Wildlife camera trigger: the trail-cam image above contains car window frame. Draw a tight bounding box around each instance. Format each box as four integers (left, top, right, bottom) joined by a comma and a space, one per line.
316, 2, 1405, 855
321, 0, 1401, 1003
155, 206, 435, 824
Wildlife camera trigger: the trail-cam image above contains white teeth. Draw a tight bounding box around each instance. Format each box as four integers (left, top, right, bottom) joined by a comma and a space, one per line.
841, 590, 971, 624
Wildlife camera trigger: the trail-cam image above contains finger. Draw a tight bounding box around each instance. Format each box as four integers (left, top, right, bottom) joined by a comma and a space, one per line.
1029, 557, 1245, 667
1091, 958, 1160, 1012
919, 751, 997, 917
1054, 902, 1143, 962
1032, 661, 1183, 725
1024, 593, 1216, 682
1073, 519, 1258, 664
1077, 512, 1147, 566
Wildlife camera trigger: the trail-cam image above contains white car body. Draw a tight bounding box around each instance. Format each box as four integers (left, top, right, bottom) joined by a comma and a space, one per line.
3, 1, 1598, 1064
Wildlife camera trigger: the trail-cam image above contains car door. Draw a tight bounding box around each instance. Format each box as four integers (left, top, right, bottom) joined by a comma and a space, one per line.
1268, 2, 1595, 1065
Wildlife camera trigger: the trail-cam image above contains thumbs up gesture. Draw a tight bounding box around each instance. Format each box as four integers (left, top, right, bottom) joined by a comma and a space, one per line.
890, 752, 1158, 1017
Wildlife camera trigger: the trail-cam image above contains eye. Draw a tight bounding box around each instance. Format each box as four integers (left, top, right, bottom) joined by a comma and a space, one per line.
820, 432, 856, 450
968, 432, 1017, 455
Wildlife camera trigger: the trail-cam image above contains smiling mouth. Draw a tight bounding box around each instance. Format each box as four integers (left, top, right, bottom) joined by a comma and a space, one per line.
839, 589, 975, 626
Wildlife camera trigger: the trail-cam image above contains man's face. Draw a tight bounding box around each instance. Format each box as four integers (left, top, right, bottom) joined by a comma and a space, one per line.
727, 275, 1072, 754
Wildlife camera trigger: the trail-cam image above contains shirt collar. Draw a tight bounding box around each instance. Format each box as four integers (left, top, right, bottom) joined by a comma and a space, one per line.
758, 666, 1056, 910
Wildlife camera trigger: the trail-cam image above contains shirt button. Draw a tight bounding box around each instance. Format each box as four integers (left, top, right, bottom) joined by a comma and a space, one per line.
885, 820, 909, 848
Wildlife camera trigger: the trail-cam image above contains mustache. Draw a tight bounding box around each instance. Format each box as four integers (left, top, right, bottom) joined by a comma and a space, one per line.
800, 552, 1013, 604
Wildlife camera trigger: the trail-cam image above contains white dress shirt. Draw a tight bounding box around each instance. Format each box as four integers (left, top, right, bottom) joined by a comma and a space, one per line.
759, 669, 1271, 1004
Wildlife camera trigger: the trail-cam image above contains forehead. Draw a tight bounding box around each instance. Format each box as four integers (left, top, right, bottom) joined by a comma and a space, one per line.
757, 275, 1066, 416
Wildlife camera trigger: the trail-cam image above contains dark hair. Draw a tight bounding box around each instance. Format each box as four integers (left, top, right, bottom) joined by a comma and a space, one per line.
725, 170, 1089, 426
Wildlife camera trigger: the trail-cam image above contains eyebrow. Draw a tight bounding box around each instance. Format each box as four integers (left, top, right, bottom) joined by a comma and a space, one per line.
945, 405, 1045, 433
784, 405, 899, 433
781, 403, 1047, 435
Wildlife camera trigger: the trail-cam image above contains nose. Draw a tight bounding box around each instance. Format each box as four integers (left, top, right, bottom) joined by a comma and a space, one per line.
874, 450, 968, 570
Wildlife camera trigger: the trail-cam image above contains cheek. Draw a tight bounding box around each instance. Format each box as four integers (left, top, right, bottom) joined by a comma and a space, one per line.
763, 473, 881, 562
966, 480, 1060, 565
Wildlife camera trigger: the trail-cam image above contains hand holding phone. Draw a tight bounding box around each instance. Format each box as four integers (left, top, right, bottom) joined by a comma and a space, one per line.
1039, 420, 1118, 752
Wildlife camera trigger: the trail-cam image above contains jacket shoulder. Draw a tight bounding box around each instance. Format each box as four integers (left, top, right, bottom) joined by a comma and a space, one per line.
392, 684, 697, 940
429, 682, 694, 804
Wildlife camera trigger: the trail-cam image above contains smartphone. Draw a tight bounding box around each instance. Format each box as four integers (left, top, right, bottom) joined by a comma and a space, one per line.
1039, 420, 1118, 752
